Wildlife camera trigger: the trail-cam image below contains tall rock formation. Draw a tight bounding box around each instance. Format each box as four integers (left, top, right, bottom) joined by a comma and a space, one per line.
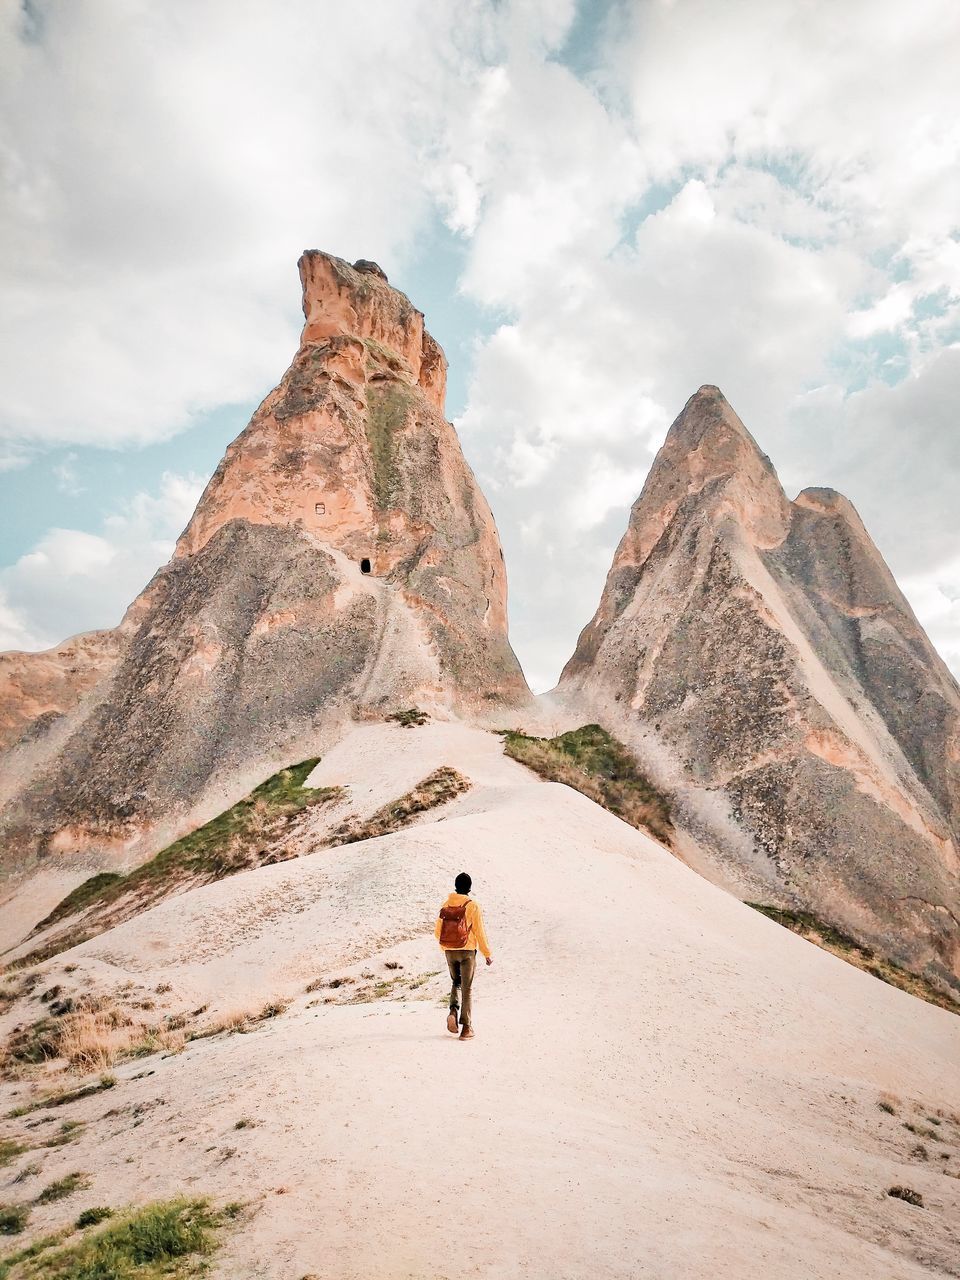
560, 386, 960, 995
0, 252, 528, 876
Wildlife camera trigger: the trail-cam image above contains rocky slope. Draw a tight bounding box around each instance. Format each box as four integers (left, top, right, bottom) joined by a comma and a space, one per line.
0, 253, 528, 885
560, 386, 960, 997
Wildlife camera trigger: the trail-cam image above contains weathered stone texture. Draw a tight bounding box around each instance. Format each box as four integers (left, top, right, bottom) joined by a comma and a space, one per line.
0, 631, 123, 753
561, 386, 960, 994
0, 251, 528, 876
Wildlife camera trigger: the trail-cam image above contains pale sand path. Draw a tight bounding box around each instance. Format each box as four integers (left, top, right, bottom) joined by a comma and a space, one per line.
2, 724, 958, 1277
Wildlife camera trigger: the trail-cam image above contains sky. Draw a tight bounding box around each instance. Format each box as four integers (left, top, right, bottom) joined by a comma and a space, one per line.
1, 0, 959, 693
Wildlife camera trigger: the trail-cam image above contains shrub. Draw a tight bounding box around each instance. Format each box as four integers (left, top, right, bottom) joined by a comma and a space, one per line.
11, 1197, 225, 1277
7, 1074, 115, 1117
387, 708, 429, 728
76, 1205, 114, 1228
0, 1202, 29, 1235
36, 1171, 91, 1204
887, 1185, 923, 1207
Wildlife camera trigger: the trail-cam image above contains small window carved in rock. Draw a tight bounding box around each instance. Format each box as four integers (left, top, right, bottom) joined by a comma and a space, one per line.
360, 558, 372, 574
315, 502, 325, 515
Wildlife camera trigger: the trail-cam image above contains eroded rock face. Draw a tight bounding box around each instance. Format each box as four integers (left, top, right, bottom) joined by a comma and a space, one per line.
561, 386, 960, 995
0, 631, 123, 752
0, 252, 528, 878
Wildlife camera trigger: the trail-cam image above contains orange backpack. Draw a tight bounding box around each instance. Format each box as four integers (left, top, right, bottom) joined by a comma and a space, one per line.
438, 900, 471, 948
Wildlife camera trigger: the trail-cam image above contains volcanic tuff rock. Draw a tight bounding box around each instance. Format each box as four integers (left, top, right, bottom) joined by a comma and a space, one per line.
560, 386, 960, 996
0, 629, 123, 753
0, 252, 528, 879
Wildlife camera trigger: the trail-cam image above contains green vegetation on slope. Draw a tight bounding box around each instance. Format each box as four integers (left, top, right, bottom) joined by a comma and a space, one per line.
387, 707, 429, 728
35, 1174, 89, 1206
0, 1144, 25, 1171
502, 725, 672, 846
364, 383, 414, 507
0, 1196, 233, 1279
746, 903, 957, 1013
21, 763, 342, 965
36, 876, 122, 931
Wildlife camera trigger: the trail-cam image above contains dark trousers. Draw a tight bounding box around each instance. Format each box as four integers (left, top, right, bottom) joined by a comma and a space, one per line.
445, 948, 477, 1027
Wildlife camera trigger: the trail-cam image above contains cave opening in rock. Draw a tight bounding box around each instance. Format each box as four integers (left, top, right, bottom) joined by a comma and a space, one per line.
360, 558, 372, 574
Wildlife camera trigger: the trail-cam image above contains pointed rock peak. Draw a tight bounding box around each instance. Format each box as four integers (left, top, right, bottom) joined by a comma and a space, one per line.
586, 386, 792, 587
664, 384, 773, 478
633, 386, 787, 545
297, 250, 446, 411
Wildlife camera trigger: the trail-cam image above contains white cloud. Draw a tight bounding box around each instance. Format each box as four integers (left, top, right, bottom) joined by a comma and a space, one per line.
0, 0, 525, 448
53, 453, 83, 496
446, 0, 960, 687
459, 172, 871, 688
0, 448, 29, 473
901, 558, 960, 677
0, 471, 204, 649
2, 0, 959, 693
0, 590, 41, 652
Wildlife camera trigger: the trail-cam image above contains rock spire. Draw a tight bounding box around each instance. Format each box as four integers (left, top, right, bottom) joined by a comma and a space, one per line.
0, 252, 529, 874
561, 386, 960, 995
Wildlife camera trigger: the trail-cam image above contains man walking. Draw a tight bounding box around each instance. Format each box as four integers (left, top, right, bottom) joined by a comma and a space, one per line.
435, 872, 492, 1040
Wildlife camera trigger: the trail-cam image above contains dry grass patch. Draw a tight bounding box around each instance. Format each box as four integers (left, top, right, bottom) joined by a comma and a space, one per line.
193, 997, 290, 1041
41, 1123, 83, 1150
35, 1172, 89, 1205
3, 993, 192, 1075
329, 767, 470, 846
0, 976, 41, 1015
904, 1121, 941, 1140
341, 970, 441, 1005
502, 725, 672, 846
54, 1012, 121, 1073
7, 1075, 115, 1119
0, 1143, 26, 1170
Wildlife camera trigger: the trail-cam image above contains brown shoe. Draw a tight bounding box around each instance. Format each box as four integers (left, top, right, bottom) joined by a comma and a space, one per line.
459, 1026, 475, 1040
446, 1011, 459, 1035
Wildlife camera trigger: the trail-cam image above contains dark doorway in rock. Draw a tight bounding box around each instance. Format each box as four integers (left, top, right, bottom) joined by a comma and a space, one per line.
360, 558, 372, 574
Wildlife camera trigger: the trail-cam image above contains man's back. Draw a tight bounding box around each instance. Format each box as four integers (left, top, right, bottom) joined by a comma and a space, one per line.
434, 891, 491, 958
435, 874, 492, 1040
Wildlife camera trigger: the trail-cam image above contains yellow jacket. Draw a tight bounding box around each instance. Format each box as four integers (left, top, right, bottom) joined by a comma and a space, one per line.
435, 893, 492, 959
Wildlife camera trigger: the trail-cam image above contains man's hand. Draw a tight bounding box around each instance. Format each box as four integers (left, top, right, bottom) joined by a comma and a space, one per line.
485, 956, 493, 966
